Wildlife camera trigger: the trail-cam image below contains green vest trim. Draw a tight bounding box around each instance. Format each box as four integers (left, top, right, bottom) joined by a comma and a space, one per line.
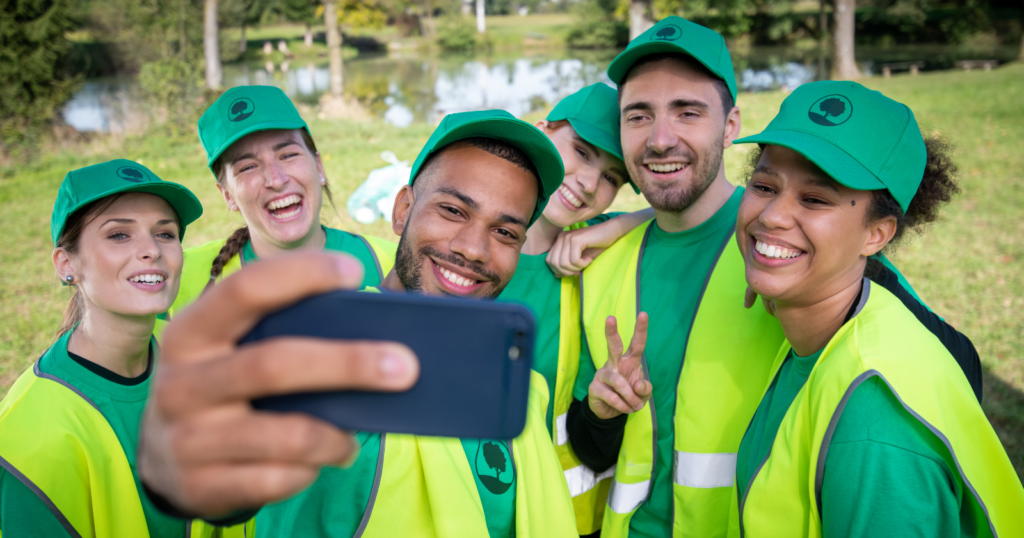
737, 281, 1024, 538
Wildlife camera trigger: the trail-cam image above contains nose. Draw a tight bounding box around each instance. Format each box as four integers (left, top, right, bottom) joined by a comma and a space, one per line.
758, 193, 796, 231
647, 116, 680, 155
263, 159, 289, 190
137, 233, 162, 261
576, 166, 600, 195
448, 221, 491, 267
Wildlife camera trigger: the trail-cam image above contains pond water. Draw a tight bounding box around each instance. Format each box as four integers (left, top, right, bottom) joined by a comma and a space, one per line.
63, 44, 1019, 132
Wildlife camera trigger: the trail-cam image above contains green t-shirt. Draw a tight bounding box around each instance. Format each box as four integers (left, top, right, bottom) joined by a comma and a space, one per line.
0, 329, 185, 537
737, 350, 965, 537
242, 226, 384, 287
460, 438, 517, 538
573, 189, 743, 537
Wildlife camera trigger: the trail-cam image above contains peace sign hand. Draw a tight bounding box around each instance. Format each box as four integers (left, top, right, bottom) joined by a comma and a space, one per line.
587, 312, 653, 420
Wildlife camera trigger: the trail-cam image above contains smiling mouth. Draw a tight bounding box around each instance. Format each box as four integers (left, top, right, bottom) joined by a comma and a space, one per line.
430, 258, 487, 295
266, 194, 302, 220
129, 273, 165, 284
558, 184, 584, 209
645, 162, 687, 174
754, 239, 805, 260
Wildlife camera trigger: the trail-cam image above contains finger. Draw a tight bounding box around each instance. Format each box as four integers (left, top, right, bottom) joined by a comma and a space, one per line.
624, 312, 649, 358
633, 379, 653, 400
163, 252, 366, 366
589, 385, 635, 416
156, 339, 418, 417
762, 297, 777, 317
170, 411, 358, 466
744, 286, 757, 309
175, 463, 324, 516
596, 368, 645, 411
604, 316, 624, 366
576, 247, 604, 270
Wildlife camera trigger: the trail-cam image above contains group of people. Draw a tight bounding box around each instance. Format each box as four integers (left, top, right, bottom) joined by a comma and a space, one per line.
1, 15, 1021, 538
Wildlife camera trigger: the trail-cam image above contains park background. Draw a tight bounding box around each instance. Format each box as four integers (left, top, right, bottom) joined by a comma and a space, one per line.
2, 0, 1023, 479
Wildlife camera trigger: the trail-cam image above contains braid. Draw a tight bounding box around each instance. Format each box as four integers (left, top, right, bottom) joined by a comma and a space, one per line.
211, 227, 250, 279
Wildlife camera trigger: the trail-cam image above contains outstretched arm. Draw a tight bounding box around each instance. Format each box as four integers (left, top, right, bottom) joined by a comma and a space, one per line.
546, 208, 654, 278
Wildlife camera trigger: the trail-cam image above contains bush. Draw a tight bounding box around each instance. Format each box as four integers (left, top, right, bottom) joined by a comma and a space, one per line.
437, 18, 478, 52
566, 18, 628, 49
138, 58, 206, 137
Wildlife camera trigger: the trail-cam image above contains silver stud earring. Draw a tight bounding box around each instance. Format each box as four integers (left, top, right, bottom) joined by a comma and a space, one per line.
320, 177, 326, 185
64, 275, 73, 283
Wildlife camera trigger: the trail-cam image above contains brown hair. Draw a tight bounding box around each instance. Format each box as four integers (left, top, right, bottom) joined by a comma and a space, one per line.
54, 195, 124, 338
208, 129, 336, 279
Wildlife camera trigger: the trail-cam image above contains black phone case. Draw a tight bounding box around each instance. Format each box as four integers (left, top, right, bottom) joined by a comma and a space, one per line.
243, 290, 535, 440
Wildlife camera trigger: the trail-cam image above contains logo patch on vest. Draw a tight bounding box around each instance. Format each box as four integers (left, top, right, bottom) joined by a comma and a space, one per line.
116, 166, 146, 183
652, 24, 681, 41
808, 94, 853, 126
474, 440, 514, 494
229, 97, 255, 122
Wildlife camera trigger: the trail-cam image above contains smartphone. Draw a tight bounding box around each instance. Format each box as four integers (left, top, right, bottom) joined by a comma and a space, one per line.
242, 289, 535, 440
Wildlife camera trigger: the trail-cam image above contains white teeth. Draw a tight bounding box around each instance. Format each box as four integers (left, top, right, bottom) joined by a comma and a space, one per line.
130, 274, 165, 284
439, 266, 475, 287
559, 185, 583, 209
645, 162, 685, 173
755, 240, 802, 260
267, 194, 302, 211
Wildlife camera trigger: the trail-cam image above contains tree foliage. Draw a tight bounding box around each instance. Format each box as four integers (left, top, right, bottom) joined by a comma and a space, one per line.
482, 442, 507, 478
566, 0, 628, 48
0, 0, 81, 156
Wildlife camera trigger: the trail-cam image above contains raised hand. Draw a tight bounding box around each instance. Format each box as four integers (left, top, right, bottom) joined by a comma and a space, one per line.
587, 312, 653, 420
138, 252, 419, 517
545, 208, 655, 278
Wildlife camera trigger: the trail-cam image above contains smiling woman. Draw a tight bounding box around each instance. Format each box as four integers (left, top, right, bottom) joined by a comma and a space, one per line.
0, 160, 240, 537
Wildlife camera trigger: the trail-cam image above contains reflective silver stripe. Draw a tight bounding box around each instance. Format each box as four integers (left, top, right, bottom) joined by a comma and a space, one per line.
564, 464, 615, 497
607, 479, 650, 514
556, 412, 569, 446
673, 451, 736, 488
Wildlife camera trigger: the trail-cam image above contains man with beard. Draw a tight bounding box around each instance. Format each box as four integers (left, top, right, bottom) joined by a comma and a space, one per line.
136, 110, 579, 537
563, 16, 982, 538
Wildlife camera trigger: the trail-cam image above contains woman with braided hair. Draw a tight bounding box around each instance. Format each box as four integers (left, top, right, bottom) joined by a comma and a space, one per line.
165, 86, 396, 323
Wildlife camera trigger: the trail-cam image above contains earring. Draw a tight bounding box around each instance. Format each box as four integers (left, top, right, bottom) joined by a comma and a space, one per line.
320, 177, 326, 185
64, 275, 74, 283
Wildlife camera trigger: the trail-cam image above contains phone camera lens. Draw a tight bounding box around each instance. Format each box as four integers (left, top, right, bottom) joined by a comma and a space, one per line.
508, 346, 521, 360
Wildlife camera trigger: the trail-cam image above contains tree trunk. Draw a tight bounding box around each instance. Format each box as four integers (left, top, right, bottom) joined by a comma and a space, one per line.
305, 23, 314, 48
462, 0, 472, 16
1019, 9, 1024, 62
239, 24, 247, 54
324, 0, 343, 97
422, 0, 436, 38
830, 0, 860, 80
629, 0, 654, 41
204, 0, 222, 90
476, 0, 485, 33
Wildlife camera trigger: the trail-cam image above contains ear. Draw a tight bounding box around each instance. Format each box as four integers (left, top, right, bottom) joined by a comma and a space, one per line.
53, 247, 75, 282
391, 185, 415, 237
534, 119, 549, 131
312, 150, 326, 185
861, 214, 897, 257
722, 106, 742, 149
216, 182, 238, 212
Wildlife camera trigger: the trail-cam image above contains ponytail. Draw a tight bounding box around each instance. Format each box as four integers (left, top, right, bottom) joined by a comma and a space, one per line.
211, 226, 250, 279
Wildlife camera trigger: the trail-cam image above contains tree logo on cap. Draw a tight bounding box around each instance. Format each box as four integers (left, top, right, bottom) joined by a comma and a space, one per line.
808, 94, 853, 126
229, 97, 255, 122
474, 440, 515, 495
116, 166, 146, 183
652, 24, 681, 41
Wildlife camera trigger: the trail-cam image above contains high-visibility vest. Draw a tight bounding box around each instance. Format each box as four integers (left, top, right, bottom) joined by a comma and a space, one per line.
577, 221, 785, 538
252, 371, 578, 537
736, 281, 1024, 538
156, 232, 397, 335
0, 356, 243, 538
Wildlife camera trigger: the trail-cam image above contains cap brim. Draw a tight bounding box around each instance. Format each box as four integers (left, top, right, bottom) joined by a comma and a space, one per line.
565, 118, 638, 194
206, 119, 308, 168
65, 182, 204, 240
430, 117, 565, 225
734, 129, 887, 193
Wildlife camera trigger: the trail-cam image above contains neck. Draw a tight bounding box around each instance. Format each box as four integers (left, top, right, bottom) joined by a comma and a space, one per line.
380, 269, 406, 293
654, 173, 735, 234
67, 306, 154, 378
773, 274, 864, 357
521, 216, 563, 255
250, 224, 328, 259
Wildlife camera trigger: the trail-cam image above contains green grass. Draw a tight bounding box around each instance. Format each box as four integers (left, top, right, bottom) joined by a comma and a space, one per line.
2, 63, 1023, 478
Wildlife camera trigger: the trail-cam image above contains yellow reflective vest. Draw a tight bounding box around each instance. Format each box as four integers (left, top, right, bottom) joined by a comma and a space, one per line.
575, 222, 785, 538
0, 360, 239, 538
737, 281, 1024, 538
251, 371, 578, 537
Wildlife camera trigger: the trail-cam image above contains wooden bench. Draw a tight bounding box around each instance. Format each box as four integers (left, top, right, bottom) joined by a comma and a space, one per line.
954, 60, 998, 72
879, 62, 924, 78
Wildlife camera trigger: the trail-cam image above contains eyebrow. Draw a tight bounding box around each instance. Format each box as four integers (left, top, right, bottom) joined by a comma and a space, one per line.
229, 141, 302, 166
622, 99, 710, 115
753, 164, 840, 193
571, 132, 600, 156
436, 186, 528, 228
101, 218, 178, 226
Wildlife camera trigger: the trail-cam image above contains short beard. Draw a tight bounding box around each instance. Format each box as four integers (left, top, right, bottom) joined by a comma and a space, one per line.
631, 139, 724, 214
394, 233, 505, 299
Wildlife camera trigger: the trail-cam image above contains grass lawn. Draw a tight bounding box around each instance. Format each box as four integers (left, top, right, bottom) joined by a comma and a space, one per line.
1, 63, 1022, 478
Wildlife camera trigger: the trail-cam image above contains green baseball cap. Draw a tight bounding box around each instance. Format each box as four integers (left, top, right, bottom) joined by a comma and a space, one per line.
51, 159, 204, 246
547, 83, 639, 194
198, 85, 309, 172
734, 81, 926, 213
408, 109, 565, 226
607, 16, 737, 102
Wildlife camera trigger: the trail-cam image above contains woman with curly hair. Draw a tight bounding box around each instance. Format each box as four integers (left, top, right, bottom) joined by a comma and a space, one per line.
731, 82, 1024, 537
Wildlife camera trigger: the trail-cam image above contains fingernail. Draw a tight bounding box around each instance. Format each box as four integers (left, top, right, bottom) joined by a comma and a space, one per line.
379, 354, 408, 377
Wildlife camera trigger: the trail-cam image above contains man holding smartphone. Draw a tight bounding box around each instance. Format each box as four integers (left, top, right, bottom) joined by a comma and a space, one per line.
139, 110, 579, 537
